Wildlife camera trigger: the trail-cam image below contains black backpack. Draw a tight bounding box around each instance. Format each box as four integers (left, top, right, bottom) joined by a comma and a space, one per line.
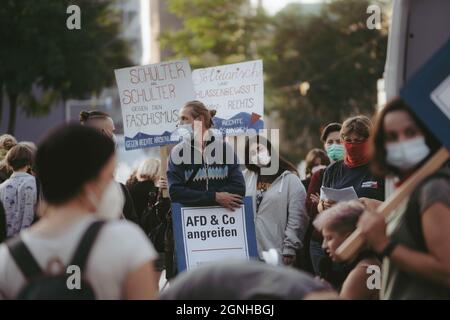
6, 220, 105, 300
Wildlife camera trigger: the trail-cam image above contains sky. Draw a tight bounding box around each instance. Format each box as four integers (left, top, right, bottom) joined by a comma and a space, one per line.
251, 0, 325, 15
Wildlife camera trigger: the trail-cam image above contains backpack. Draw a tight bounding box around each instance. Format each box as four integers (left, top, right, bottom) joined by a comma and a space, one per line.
6, 220, 105, 300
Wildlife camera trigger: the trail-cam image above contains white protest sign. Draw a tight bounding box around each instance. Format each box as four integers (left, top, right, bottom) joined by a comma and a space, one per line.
192, 60, 264, 136
172, 198, 258, 271
115, 60, 195, 150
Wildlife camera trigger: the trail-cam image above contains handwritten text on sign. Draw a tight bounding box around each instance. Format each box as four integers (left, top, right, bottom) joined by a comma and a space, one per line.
115, 60, 195, 150
192, 60, 264, 135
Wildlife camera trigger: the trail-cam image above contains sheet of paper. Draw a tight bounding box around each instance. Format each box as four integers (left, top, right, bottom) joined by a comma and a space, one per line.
320, 186, 359, 202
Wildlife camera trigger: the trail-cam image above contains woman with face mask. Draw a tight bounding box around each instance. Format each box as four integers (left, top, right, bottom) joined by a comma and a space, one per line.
356, 98, 450, 300
305, 123, 343, 275
167, 101, 245, 209
0, 124, 158, 299
243, 136, 309, 266
167, 101, 246, 279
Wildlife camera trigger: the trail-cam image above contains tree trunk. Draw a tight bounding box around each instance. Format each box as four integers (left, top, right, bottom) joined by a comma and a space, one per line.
7, 92, 18, 135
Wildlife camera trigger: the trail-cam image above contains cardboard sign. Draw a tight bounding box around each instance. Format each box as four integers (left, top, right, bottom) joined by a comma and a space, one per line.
115, 60, 195, 150
171, 197, 258, 272
401, 38, 450, 150
192, 60, 264, 136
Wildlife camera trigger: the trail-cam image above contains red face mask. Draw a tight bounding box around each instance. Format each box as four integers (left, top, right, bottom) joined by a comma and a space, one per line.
343, 140, 369, 168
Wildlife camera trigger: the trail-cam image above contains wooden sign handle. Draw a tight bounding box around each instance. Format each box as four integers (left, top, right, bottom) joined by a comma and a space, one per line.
160, 145, 169, 198
336, 147, 450, 261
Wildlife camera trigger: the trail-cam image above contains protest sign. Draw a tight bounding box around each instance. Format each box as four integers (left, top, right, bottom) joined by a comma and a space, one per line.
172, 197, 258, 272
115, 60, 195, 150
401, 38, 450, 149
192, 60, 264, 136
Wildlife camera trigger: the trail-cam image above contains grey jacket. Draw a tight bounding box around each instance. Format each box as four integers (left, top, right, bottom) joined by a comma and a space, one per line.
243, 169, 309, 260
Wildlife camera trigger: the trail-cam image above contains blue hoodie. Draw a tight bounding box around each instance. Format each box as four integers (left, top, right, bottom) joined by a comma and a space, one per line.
167, 134, 245, 206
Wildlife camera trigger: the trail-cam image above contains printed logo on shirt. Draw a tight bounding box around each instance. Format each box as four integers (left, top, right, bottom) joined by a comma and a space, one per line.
361, 181, 378, 189
185, 166, 229, 182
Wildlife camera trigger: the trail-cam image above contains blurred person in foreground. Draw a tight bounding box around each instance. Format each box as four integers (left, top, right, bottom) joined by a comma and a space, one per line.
314, 200, 380, 299
358, 98, 450, 299
159, 260, 338, 300
0, 124, 158, 299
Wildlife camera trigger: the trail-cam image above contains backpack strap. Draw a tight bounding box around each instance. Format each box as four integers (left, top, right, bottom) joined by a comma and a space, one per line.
6, 236, 42, 281
70, 220, 106, 272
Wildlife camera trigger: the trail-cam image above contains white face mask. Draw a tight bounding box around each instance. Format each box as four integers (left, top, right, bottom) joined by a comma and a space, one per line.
178, 123, 193, 134
386, 136, 430, 171
89, 181, 125, 220
250, 150, 271, 167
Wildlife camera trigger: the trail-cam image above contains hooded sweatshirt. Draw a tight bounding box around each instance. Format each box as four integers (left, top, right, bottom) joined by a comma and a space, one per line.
243, 169, 309, 260
167, 134, 245, 206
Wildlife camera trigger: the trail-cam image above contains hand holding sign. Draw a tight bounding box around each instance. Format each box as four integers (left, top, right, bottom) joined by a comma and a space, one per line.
216, 192, 243, 211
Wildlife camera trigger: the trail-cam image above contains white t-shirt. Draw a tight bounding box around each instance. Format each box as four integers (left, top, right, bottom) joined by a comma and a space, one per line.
0, 216, 157, 299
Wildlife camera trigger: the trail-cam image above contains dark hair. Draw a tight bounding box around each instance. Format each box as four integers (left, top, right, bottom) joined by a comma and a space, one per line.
6, 144, 34, 171
35, 123, 115, 205
305, 149, 330, 177
79, 110, 111, 124
183, 100, 217, 129
341, 115, 372, 140
371, 97, 441, 177
320, 123, 342, 143
244, 135, 298, 177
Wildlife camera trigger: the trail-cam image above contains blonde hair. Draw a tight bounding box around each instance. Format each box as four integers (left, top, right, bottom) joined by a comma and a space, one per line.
0, 134, 17, 151
136, 158, 161, 182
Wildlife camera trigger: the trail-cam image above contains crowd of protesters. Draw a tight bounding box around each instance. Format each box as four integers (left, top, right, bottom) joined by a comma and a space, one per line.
0, 96, 448, 300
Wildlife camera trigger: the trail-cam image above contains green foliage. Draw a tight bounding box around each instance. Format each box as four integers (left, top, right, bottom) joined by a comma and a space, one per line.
160, 0, 270, 68
265, 0, 388, 162
0, 0, 131, 132
160, 0, 388, 164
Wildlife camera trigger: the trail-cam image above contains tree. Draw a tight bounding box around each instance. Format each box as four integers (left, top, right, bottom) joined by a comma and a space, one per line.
160, 0, 270, 68
0, 0, 131, 134
264, 0, 388, 162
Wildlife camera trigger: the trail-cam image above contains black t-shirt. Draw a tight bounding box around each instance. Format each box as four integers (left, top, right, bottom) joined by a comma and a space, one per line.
322, 160, 385, 201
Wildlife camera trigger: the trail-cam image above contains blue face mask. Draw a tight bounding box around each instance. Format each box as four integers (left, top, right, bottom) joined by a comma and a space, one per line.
326, 143, 345, 161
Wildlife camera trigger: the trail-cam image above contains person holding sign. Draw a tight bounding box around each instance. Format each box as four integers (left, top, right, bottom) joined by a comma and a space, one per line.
243, 136, 308, 266
167, 101, 245, 209
356, 98, 450, 299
